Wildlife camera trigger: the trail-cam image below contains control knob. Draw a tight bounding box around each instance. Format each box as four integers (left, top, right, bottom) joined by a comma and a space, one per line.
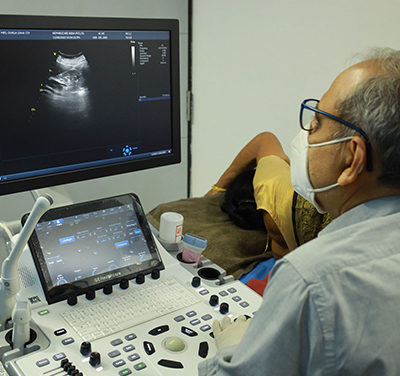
191, 276, 201, 288
80, 341, 91, 356
151, 269, 160, 279
209, 294, 219, 307
219, 302, 229, 314
89, 351, 101, 367
120, 278, 129, 290
136, 273, 145, 284
103, 284, 113, 295
85, 289, 95, 300
67, 295, 77, 306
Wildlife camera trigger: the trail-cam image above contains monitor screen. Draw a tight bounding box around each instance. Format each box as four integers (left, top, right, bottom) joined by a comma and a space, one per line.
24, 193, 164, 304
0, 15, 180, 196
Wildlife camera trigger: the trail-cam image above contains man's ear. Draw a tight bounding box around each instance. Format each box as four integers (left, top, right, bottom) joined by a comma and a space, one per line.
337, 136, 366, 186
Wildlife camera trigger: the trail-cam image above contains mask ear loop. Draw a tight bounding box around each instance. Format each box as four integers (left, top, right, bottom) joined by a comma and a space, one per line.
306, 136, 354, 194
308, 136, 354, 148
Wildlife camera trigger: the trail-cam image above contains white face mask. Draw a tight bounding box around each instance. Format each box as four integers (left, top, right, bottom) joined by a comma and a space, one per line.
290, 130, 353, 214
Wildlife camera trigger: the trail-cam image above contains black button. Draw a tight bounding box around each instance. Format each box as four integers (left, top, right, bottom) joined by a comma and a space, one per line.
198, 341, 209, 358
143, 341, 155, 355
54, 328, 67, 336
149, 325, 169, 336
181, 326, 198, 337
157, 359, 184, 369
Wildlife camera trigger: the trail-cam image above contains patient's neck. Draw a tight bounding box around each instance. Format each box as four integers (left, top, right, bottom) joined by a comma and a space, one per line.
270, 239, 289, 260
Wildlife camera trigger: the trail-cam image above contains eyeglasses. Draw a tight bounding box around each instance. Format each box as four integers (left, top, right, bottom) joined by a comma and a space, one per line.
300, 99, 372, 171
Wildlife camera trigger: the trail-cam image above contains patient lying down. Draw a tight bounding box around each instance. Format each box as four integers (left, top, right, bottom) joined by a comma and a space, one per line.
147, 133, 331, 295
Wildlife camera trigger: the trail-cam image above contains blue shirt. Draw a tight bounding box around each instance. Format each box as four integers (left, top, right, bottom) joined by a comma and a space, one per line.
199, 196, 400, 375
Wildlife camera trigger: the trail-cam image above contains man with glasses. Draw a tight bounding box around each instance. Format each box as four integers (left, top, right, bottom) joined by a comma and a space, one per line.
199, 47, 400, 375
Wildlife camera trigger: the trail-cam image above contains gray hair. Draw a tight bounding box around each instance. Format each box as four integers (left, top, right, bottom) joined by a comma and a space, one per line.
337, 47, 400, 188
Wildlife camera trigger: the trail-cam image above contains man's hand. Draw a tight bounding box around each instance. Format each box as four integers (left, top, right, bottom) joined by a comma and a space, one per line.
212, 315, 252, 350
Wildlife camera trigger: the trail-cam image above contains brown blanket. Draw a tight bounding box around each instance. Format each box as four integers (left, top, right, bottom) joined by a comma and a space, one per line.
146, 194, 271, 279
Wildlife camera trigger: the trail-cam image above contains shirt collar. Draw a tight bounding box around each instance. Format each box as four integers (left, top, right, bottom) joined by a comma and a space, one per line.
319, 196, 400, 237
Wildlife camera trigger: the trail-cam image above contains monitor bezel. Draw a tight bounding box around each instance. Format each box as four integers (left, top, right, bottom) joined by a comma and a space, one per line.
0, 14, 181, 196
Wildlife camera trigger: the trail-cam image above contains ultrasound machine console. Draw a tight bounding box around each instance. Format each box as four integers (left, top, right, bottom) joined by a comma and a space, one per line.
0, 193, 263, 376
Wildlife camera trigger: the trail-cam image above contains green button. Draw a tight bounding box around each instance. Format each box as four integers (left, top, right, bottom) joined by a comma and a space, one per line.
38, 309, 49, 316
119, 369, 132, 376
134, 362, 147, 371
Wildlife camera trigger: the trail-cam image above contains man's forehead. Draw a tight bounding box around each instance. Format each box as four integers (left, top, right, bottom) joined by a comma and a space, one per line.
320, 61, 380, 112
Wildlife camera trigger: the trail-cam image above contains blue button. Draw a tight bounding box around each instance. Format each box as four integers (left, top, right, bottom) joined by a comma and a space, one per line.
115, 240, 129, 249
59, 236, 75, 245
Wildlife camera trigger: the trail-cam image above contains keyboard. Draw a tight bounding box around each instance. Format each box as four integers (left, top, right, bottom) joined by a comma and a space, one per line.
60, 277, 202, 342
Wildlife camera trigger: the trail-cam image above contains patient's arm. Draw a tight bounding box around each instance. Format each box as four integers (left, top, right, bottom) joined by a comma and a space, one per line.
206, 132, 289, 196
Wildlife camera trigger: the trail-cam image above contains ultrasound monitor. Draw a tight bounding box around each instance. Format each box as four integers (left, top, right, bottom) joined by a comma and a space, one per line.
0, 15, 180, 196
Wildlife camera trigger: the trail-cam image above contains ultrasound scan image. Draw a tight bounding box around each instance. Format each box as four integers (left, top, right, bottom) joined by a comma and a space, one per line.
43, 51, 92, 119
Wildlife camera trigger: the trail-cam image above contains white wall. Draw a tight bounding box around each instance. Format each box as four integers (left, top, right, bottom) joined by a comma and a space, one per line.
190, 0, 400, 196
0, 0, 188, 222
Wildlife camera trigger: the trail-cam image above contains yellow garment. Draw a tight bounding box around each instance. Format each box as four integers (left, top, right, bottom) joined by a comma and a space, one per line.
253, 155, 297, 252
293, 193, 332, 246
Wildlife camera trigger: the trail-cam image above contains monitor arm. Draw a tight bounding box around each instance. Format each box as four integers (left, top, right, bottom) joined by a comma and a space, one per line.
0, 194, 53, 331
